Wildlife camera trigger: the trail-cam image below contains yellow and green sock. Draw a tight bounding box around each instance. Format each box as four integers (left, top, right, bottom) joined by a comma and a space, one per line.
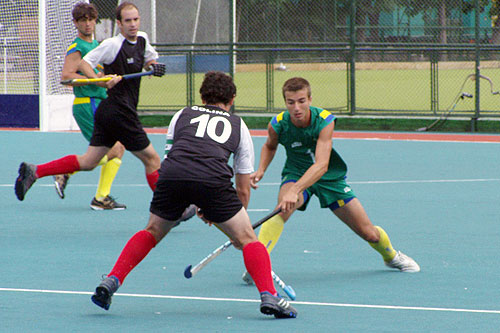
369, 226, 397, 262
95, 157, 121, 200
98, 155, 108, 167
258, 214, 285, 253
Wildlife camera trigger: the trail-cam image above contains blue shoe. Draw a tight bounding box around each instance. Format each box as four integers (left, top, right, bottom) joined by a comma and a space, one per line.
260, 292, 297, 319
91, 276, 120, 310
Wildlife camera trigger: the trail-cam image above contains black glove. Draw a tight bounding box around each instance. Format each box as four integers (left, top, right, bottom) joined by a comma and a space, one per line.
151, 63, 166, 77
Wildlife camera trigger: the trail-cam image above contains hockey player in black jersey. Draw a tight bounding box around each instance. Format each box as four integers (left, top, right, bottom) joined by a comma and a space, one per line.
91, 71, 297, 319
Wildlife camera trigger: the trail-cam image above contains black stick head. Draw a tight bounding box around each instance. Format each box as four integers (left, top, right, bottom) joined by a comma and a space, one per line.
184, 265, 193, 279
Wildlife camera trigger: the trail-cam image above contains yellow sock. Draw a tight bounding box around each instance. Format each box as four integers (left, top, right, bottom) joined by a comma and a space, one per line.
369, 226, 397, 262
95, 158, 121, 200
258, 214, 285, 253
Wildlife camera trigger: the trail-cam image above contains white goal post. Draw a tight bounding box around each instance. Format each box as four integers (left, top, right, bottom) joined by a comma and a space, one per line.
38, 0, 158, 131
0, 0, 79, 130
0, 0, 229, 130
40, 0, 82, 131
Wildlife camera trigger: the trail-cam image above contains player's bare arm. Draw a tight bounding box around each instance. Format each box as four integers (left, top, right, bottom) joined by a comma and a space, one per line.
280, 121, 334, 212
235, 173, 251, 208
61, 51, 90, 86
77, 59, 121, 89
250, 123, 279, 189
144, 59, 157, 69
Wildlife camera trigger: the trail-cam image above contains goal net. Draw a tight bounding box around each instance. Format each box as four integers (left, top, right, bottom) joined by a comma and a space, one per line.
0, 0, 81, 130
0, 0, 231, 130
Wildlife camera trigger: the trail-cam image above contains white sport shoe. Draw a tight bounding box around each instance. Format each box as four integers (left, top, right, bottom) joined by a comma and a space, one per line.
241, 271, 254, 285
385, 251, 420, 272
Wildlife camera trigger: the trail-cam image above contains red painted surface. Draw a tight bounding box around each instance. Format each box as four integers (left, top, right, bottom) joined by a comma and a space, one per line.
3, 127, 500, 142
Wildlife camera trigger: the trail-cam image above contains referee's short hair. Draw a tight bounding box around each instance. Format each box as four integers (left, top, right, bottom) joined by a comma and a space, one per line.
116, 2, 139, 21
199, 71, 237, 105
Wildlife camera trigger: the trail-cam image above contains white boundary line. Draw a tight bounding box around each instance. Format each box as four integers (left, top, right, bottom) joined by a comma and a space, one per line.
2, 178, 500, 188
1, 287, 499, 314
258, 178, 500, 186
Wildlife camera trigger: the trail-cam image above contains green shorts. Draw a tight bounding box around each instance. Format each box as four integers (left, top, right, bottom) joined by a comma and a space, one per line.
72, 97, 102, 142
281, 173, 356, 211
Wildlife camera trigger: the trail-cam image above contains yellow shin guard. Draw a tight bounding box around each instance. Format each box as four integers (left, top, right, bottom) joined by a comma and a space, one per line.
258, 214, 285, 253
369, 226, 397, 262
98, 155, 108, 166
95, 158, 121, 200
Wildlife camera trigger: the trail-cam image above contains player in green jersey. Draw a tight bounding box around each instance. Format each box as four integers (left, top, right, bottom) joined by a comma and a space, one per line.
57, 2, 125, 210
242, 77, 419, 284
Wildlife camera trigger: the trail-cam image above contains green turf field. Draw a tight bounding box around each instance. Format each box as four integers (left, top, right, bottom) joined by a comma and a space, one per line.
1, 67, 498, 115
138, 67, 500, 115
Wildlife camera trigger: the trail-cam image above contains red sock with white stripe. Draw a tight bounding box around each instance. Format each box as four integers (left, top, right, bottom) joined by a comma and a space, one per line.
108, 230, 157, 284
243, 241, 277, 296
35, 155, 80, 178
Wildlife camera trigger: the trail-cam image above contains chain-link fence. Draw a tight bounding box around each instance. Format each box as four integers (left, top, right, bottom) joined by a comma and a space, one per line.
149, 0, 500, 121
1, 0, 500, 128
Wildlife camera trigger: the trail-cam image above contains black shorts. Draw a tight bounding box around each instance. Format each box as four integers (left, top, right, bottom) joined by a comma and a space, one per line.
90, 98, 150, 151
150, 179, 243, 223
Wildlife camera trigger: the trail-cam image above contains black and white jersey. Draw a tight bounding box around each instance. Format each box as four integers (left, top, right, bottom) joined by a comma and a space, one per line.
83, 32, 158, 109
161, 105, 254, 183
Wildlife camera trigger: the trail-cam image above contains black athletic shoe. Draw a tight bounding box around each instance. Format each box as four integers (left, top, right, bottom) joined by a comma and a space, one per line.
90, 196, 126, 210
260, 292, 297, 319
15, 162, 37, 201
53, 174, 70, 199
91, 276, 120, 311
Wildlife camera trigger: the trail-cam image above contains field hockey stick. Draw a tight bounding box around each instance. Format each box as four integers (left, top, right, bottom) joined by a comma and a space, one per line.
271, 270, 296, 300
474, 74, 500, 95
416, 74, 474, 132
184, 208, 282, 279
60, 63, 166, 85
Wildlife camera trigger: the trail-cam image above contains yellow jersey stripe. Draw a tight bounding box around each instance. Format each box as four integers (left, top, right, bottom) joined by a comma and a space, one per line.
319, 110, 331, 119
66, 43, 77, 53
74, 97, 90, 105
276, 112, 284, 122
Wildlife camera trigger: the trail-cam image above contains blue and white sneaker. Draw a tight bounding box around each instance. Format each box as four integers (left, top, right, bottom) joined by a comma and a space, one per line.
241, 271, 253, 285
385, 251, 420, 272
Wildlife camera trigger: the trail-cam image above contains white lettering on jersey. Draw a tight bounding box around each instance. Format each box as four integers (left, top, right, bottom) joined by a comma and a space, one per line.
192, 105, 230, 117
191, 114, 232, 144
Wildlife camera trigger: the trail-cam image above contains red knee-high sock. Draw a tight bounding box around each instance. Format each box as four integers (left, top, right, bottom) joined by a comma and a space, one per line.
108, 230, 157, 284
146, 170, 159, 191
243, 241, 277, 295
35, 155, 80, 178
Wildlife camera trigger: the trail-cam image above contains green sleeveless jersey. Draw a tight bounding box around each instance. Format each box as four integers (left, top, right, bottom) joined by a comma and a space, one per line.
270, 106, 347, 181
65, 37, 107, 99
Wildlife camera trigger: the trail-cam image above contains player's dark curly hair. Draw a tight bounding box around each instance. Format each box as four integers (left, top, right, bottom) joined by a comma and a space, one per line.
72, 2, 98, 21
200, 71, 236, 105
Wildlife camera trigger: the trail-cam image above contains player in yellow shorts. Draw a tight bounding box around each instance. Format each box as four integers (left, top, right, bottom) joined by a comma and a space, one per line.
242, 77, 420, 284
56, 2, 125, 210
